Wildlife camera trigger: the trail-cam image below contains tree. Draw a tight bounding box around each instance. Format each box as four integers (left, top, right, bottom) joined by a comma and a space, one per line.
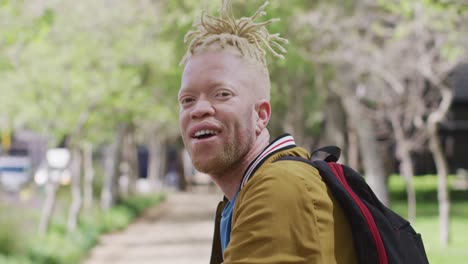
67, 148, 82, 232
1, 0, 185, 231
298, 0, 468, 244
298, 3, 392, 205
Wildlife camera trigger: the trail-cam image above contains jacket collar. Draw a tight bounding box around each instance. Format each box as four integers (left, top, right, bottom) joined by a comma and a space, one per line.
240, 134, 296, 190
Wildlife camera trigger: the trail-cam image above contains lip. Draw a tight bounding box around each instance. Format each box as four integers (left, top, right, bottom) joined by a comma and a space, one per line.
188, 123, 222, 139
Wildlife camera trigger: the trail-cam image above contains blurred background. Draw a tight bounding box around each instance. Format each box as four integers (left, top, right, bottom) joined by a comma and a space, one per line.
0, 0, 467, 263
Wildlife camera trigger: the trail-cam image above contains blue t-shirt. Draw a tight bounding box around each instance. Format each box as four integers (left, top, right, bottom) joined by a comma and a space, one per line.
220, 190, 239, 255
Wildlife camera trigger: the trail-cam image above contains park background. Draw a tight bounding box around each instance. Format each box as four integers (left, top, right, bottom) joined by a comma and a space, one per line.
0, 0, 467, 263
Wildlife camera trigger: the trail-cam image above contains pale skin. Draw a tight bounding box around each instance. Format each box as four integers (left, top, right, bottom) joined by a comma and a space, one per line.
178, 49, 271, 200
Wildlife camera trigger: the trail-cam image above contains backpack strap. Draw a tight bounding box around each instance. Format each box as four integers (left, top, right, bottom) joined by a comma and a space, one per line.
310, 146, 341, 162
275, 155, 388, 264
326, 162, 388, 264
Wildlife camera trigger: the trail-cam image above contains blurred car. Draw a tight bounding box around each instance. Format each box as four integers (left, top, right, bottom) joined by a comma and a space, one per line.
0, 156, 32, 192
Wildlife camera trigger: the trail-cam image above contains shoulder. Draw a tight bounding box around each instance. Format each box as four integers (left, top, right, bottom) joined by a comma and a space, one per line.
250, 154, 324, 191
238, 155, 326, 208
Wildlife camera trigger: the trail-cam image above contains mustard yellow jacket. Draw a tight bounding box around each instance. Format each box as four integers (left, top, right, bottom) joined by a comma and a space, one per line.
210, 146, 357, 264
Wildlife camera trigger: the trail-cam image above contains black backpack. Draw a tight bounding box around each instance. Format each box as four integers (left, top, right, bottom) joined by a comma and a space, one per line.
276, 146, 430, 264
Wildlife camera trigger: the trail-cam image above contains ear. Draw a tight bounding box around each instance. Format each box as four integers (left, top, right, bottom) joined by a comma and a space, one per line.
254, 100, 271, 135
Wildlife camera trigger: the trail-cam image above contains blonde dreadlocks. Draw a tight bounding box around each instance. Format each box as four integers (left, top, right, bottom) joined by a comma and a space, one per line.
180, 0, 288, 68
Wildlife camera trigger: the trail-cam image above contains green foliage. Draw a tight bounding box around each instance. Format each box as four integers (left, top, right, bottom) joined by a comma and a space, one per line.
119, 194, 164, 217
226, 0, 325, 137
1, 0, 182, 146
1, 0, 335, 144
0, 255, 33, 264
0, 213, 25, 256
0, 194, 165, 264
389, 175, 468, 208
377, 0, 415, 17
27, 231, 83, 264
95, 206, 133, 233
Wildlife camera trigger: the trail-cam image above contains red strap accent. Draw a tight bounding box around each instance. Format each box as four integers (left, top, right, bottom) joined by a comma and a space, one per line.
328, 163, 388, 264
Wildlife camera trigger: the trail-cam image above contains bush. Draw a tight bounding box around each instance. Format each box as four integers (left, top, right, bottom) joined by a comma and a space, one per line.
119, 194, 165, 217
0, 212, 25, 257
0, 255, 33, 264
27, 231, 78, 264
2, 193, 165, 264
97, 206, 133, 233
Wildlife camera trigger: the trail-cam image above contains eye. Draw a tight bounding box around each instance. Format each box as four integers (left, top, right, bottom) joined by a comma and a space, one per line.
215, 90, 233, 99
180, 96, 195, 105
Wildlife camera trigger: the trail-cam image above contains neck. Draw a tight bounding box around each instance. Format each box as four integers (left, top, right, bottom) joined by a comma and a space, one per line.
211, 130, 270, 200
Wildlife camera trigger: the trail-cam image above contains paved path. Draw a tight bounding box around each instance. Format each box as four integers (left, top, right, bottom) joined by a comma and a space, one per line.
84, 189, 222, 264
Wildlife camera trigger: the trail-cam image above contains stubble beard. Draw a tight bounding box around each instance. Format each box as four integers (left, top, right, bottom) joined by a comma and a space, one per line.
190, 131, 253, 178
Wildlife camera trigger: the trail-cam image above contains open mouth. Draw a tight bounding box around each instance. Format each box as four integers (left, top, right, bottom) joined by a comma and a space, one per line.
193, 130, 219, 140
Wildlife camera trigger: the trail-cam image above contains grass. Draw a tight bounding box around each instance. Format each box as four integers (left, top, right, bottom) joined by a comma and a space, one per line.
388, 175, 468, 264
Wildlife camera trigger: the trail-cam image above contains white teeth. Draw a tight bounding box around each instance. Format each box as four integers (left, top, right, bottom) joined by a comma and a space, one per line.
194, 130, 218, 137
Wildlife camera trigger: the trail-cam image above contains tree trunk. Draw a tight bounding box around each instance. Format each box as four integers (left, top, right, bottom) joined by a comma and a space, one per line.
357, 117, 389, 206
148, 134, 165, 191
428, 123, 450, 246
284, 82, 306, 146
390, 112, 416, 222
177, 149, 188, 191
101, 124, 125, 210
83, 143, 94, 209
399, 151, 417, 222
122, 124, 139, 195
323, 93, 348, 163
38, 168, 60, 235
182, 148, 194, 191
67, 148, 82, 232
427, 86, 453, 246
347, 127, 360, 170
343, 97, 389, 205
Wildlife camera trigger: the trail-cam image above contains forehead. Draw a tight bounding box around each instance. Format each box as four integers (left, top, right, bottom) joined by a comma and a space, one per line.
184, 50, 245, 75
180, 51, 251, 90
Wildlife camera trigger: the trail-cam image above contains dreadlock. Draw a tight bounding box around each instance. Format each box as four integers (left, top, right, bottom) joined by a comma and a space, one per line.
180, 0, 288, 68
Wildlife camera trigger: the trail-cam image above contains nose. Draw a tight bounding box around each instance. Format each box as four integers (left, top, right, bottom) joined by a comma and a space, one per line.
190, 98, 215, 119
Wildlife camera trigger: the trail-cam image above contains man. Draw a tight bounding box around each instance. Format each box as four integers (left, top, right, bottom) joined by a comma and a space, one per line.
178, 0, 357, 263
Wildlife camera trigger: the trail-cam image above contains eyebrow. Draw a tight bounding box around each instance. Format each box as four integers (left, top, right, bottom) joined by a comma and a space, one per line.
178, 78, 241, 100
209, 80, 239, 93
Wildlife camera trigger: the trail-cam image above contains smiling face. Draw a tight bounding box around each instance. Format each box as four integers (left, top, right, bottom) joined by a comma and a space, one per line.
178, 49, 270, 177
